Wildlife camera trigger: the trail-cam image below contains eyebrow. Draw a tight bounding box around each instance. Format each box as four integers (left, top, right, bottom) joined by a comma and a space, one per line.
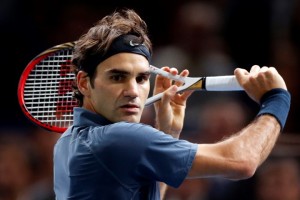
107, 68, 151, 76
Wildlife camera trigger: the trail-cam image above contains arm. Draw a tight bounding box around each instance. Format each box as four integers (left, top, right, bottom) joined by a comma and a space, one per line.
189, 115, 280, 179
188, 65, 290, 180
152, 67, 193, 199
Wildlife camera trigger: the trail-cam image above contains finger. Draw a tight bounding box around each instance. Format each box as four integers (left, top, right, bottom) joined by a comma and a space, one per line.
178, 90, 194, 103
175, 69, 189, 87
234, 68, 249, 76
179, 69, 189, 77
160, 85, 177, 106
259, 66, 269, 73
169, 67, 179, 76
250, 65, 261, 74
155, 67, 172, 89
268, 66, 279, 76
234, 68, 249, 88
168, 67, 180, 85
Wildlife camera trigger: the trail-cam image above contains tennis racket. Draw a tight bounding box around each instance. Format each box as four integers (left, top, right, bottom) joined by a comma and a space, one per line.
18, 42, 76, 133
18, 42, 243, 133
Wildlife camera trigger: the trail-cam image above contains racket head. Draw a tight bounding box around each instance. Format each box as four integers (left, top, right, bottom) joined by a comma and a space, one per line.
17, 42, 77, 133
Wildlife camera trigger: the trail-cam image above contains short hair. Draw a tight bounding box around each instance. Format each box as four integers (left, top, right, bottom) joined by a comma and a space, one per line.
72, 8, 152, 106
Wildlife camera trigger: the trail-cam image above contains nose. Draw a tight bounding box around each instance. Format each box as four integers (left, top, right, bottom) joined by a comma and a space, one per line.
123, 79, 139, 97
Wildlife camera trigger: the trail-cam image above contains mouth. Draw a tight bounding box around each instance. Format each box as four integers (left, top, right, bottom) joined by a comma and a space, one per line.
119, 103, 140, 113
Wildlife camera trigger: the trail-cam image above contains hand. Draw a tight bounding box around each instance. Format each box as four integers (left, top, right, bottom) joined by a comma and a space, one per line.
153, 66, 193, 138
234, 65, 287, 103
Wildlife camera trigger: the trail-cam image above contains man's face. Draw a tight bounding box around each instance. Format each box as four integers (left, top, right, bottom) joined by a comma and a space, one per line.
81, 53, 151, 123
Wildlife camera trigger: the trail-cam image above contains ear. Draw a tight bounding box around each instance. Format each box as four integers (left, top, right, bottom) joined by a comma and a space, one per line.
77, 71, 91, 97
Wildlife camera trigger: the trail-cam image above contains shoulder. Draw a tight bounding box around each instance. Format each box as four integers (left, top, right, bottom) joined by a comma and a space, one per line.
100, 122, 165, 141
107, 122, 158, 134
89, 122, 176, 150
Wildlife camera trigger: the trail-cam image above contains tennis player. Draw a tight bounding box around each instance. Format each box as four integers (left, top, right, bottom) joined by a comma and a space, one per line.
53, 8, 291, 199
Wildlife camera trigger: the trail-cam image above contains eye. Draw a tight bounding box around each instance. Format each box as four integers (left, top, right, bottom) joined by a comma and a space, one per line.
110, 74, 126, 82
136, 74, 150, 84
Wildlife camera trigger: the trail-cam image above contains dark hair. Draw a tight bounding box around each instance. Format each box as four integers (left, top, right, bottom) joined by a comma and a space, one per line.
72, 8, 152, 106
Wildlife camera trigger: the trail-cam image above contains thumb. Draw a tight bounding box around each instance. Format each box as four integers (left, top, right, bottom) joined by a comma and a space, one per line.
234, 68, 248, 87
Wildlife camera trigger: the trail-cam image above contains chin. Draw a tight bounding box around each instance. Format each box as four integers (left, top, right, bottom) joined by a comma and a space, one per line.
122, 115, 141, 123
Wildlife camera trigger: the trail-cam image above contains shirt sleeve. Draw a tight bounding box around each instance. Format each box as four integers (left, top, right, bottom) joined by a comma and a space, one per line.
101, 122, 198, 188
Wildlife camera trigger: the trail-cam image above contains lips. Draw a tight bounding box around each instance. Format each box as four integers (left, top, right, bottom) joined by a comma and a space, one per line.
119, 103, 140, 113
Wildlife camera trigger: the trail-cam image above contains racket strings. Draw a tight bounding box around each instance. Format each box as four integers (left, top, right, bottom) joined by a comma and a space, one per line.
23, 49, 77, 128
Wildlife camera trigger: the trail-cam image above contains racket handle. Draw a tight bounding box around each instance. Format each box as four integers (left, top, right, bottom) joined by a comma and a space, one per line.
145, 93, 163, 107
145, 75, 244, 107
205, 76, 243, 91
149, 65, 185, 83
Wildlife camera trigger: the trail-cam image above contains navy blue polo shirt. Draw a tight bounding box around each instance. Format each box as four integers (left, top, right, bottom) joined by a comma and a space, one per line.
54, 107, 197, 200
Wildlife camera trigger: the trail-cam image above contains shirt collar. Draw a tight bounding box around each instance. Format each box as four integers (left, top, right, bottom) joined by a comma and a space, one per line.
73, 107, 112, 127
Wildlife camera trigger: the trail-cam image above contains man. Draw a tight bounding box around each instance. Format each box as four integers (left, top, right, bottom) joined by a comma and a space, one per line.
53, 8, 291, 199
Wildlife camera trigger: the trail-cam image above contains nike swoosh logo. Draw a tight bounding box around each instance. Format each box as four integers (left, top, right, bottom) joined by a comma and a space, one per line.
129, 40, 140, 46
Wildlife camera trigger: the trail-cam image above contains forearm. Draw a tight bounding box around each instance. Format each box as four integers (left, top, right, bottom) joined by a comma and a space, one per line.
155, 119, 177, 137
154, 103, 185, 138
190, 114, 280, 180
159, 182, 168, 200
237, 115, 280, 166
221, 88, 290, 178
221, 114, 281, 177
192, 88, 290, 179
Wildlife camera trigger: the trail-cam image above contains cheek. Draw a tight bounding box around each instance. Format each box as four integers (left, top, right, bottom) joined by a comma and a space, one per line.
91, 87, 116, 117
89, 80, 107, 102
140, 84, 150, 99
92, 85, 115, 105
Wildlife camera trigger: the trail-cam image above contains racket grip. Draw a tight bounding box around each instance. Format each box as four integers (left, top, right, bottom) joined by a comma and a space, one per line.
205, 75, 243, 91
145, 93, 163, 107
149, 65, 185, 83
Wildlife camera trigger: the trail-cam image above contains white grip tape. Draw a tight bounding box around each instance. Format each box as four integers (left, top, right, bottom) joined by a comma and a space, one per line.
205, 76, 243, 91
149, 65, 185, 83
